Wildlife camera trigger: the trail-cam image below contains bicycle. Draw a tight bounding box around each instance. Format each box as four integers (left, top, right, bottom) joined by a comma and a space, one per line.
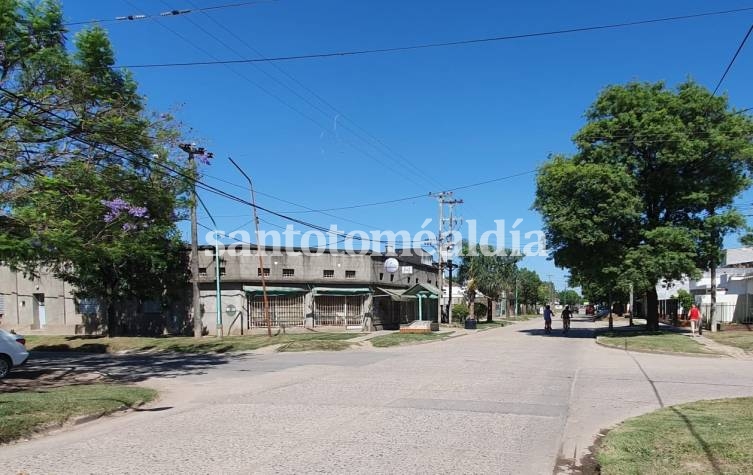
562, 315, 571, 334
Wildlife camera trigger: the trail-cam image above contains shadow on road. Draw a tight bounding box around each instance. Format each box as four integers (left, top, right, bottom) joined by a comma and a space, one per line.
1, 351, 248, 393
517, 318, 596, 339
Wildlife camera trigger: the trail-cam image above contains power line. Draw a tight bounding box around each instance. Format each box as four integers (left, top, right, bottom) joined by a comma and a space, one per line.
712, 23, 753, 95
130, 0, 431, 191
280, 169, 538, 213
117, 6, 753, 68
64, 0, 276, 26
181, 0, 444, 190
0, 87, 430, 245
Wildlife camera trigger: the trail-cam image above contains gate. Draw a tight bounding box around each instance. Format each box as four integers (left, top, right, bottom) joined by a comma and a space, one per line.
314, 295, 365, 326
248, 294, 305, 327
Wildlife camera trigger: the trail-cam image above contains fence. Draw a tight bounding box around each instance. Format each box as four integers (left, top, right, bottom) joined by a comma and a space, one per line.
698, 300, 753, 325
313, 295, 365, 326
658, 297, 753, 325
248, 294, 306, 327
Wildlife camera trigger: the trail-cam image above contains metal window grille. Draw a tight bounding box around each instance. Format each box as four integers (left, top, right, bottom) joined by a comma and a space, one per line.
345, 271, 356, 279
257, 268, 270, 277
249, 294, 305, 327
314, 295, 365, 326
323, 270, 334, 278
282, 269, 295, 277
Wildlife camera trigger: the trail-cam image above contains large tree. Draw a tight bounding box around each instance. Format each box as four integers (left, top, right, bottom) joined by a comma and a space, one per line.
0, 0, 191, 335
535, 81, 753, 330
457, 242, 521, 321
558, 289, 581, 306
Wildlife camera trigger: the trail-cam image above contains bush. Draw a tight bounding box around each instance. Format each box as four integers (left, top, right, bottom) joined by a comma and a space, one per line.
452, 303, 469, 323
474, 303, 487, 318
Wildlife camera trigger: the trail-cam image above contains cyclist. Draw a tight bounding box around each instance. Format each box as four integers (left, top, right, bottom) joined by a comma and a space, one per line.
562, 305, 572, 334
543, 305, 553, 334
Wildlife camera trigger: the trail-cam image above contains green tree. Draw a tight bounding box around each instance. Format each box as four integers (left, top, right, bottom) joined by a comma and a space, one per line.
558, 289, 581, 306
517, 268, 543, 314
0, 0, 190, 335
676, 289, 694, 316
535, 81, 753, 330
464, 244, 522, 322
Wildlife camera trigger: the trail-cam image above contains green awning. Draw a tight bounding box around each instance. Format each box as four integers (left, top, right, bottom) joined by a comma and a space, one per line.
403, 283, 441, 299
312, 287, 371, 296
243, 286, 307, 297
376, 287, 415, 302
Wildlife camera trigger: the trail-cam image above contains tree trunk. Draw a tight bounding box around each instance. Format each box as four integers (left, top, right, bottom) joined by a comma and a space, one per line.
106, 299, 117, 338
486, 297, 493, 322
646, 287, 659, 331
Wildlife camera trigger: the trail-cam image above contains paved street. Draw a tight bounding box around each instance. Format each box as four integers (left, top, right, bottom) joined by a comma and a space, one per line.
4, 317, 753, 474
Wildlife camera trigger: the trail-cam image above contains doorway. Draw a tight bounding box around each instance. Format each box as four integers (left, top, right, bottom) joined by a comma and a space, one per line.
33, 293, 46, 328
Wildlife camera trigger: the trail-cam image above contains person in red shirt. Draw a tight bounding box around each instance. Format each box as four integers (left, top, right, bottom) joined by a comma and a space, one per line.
688, 303, 701, 337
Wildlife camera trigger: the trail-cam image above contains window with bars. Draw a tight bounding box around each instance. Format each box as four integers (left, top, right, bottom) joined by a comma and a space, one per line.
323, 269, 334, 278
282, 269, 295, 277
345, 270, 356, 279
198, 267, 207, 277
258, 268, 270, 277
249, 294, 305, 327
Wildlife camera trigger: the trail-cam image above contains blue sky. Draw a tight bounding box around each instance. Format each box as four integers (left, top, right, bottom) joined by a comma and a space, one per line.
61, 0, 753, 290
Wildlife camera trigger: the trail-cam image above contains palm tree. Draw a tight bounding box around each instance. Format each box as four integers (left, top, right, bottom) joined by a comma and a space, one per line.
466, 245, 522, 322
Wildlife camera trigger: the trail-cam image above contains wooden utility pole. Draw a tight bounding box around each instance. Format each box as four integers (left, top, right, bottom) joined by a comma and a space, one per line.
180, 143, 212, 338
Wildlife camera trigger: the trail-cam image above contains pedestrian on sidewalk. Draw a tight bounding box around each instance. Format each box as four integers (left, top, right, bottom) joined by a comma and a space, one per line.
689, 303, 701, 337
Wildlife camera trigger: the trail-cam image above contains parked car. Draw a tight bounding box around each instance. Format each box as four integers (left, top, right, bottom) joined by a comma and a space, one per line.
0, 329, 29, 379
593, 307, 610, 321
585, 305, 595, 315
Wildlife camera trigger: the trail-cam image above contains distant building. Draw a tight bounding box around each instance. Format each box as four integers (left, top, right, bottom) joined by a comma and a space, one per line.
652, 247, 753, 324
196, 246, 439, 334
0, 246, 440, 334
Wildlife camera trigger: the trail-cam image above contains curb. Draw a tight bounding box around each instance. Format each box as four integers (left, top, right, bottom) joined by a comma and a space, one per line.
594, 337, 724, 358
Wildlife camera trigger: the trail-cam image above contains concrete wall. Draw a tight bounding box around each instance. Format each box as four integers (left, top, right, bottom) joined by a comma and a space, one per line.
0, 266, 83, 333
192, 249, 439, 334
195, 248, 437, 289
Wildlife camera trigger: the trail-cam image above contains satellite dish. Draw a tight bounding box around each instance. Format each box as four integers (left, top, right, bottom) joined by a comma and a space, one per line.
384, 258, 399, 274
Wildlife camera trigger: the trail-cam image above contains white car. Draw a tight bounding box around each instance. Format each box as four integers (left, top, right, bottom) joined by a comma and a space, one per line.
0, 329, 29, 379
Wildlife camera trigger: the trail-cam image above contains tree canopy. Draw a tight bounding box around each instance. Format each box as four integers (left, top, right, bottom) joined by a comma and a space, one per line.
456, 242, 521, 321
558, 289, 581, 306
0, 0, 191, 334
535, 80, 753, 329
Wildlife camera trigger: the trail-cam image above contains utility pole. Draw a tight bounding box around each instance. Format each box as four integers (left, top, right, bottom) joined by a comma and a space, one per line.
229, 157, 271, 337
629, 283, 634, 327
180, 143, 212, 339
429, 192, 463, 325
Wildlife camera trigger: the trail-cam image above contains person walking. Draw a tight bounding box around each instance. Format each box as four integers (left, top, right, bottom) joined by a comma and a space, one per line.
543, 305, 553, 334
689, 303, 701, 337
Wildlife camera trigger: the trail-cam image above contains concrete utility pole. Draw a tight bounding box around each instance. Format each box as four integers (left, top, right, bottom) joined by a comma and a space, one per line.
180, 143, 212, 339
430, 192, 463, 324
229, 157, 271, 337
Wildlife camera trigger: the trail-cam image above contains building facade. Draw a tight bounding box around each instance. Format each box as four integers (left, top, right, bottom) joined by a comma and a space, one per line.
196, 246, 440, 334
0, 247, 440, 335
0, 266, 84, 333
